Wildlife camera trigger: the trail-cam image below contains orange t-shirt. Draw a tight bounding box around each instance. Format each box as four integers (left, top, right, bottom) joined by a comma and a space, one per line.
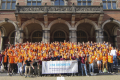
14, 57, 19, 63
108, 56, 113, 63
97, 57, 101, 61
89, 57, 93, 64
9, 56, 15, 64
4, 56, 7, 63
18, 58, 23, 63
103, 56, 107, 63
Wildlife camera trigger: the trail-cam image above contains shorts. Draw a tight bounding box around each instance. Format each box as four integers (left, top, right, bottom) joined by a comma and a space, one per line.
97, 61, 101, 64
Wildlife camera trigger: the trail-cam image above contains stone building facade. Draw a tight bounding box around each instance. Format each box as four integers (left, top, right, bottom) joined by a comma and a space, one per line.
0, 0, 120, 51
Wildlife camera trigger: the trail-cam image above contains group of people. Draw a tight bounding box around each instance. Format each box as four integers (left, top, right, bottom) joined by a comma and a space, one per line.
0, 41, 120, 77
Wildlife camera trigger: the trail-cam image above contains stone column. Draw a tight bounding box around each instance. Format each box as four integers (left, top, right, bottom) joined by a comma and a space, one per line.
99, 29, 104, 43
113, 35, 117, 48
95, 30, 99, 43
42, 30, 50, 43
19, 30, 24, 43
69, 30, 77, 42
1, 36, 7, 50
95, 29, 104, 43
0, 36, 3, 51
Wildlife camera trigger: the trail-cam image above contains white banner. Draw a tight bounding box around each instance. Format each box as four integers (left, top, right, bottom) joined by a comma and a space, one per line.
42, 60, 78, 74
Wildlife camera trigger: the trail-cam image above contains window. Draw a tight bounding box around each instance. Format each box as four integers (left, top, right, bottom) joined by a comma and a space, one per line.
32, 31, 42, 42
77, 30, 87, 43
27, 0, 41, 6
1, 0, 16, 9
77, 0, 91, 6
102, 0, 116, 9
54, 0, 64, 6
54, 31, 65, 42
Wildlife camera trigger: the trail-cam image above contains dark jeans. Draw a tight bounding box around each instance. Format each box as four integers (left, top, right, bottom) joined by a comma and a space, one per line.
33, 66, 38, 75
38, 65, 42, 76
108, 62, 113, 72
8, 63, 14, 73
14, 63, 18, 73
3, 62, 8, 70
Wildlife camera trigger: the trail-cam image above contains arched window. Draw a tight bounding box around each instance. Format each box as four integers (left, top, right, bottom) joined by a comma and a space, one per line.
32, 31, 42, 42
55, 0, 64, 6
77, 30, 87, 43
10, 31, 15, 44
54, 31, 65, 42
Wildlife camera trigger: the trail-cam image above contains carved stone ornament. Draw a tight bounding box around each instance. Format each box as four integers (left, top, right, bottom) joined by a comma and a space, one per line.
16, 6, 103, 14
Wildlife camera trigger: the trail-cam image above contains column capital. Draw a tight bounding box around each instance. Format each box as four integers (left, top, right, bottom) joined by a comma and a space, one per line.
19, 30, 24, 33
42, 30, 50, 33
95, 30, 99, 32
69, 30, 76, 32
1, 36, 7, 38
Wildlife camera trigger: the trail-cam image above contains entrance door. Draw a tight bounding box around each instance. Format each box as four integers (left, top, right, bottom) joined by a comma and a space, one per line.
32, 31, 42, 42
77, 30, 87, 43
54, 31, 65, 42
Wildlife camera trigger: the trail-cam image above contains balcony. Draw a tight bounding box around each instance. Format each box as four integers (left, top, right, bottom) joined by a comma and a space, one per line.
15, 4, 104, 14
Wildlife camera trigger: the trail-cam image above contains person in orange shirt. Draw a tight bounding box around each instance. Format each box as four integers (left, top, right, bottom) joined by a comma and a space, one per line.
89, 54, 94, 74
102, 53, 108, 73
17, 55, 23, 75
8, 52, 15, 75
14, 53, 19, 73
2, 52, 9, 71
108, 52, 113, 73
96, 54, 102, 73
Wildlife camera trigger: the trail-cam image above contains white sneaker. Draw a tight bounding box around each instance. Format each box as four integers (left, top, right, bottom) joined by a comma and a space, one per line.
7, 73, 9, 75
86, 75, 89, 77
99, 70, 100, 73
108, 72, 110, 73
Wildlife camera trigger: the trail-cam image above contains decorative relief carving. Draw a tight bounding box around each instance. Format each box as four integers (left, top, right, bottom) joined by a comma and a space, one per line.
16, 6, 103, 13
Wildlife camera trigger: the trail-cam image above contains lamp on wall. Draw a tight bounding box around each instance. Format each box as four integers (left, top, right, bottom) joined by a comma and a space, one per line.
110, 18, 114, 22
5, 18, 9, 22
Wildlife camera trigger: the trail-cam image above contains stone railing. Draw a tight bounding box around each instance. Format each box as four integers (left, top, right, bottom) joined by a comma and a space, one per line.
15, 4, 103, 14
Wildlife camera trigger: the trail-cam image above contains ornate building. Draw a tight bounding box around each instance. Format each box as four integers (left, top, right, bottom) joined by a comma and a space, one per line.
0, 0, 120, 51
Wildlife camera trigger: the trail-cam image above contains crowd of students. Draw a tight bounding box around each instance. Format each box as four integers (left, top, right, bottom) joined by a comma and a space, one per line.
0, 41, 120, 77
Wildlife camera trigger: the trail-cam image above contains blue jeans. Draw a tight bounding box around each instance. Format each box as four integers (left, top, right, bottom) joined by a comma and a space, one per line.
81, 63, 87, 76
113, 55, 118, 66
89, 63, 94, 73
18, 63, 22, 73
23, 64, 26, 73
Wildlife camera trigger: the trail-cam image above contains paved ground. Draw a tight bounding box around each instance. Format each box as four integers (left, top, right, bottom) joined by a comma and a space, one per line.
0, 75, 120, 80
0, 72, 120, 80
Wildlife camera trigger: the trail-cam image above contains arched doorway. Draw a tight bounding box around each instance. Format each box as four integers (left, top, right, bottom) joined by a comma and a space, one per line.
50, 23, 69, 42
77, 30, 87, 43
77, 23, 95, 42
24, 23, 43, 42
0, 22, 15, 49
32, 31, 42, 42
10, 31, 15, 44
54, 31, 66, 42
103, 22, 119, 47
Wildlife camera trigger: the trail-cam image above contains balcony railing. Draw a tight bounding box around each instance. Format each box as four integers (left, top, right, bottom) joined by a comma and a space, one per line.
15, 4, 104, 14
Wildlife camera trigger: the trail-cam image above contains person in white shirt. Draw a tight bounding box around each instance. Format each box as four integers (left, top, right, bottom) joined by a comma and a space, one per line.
111, 47, 118, 66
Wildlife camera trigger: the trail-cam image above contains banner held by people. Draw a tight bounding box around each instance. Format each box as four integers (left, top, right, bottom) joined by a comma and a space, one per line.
42, 60, 78, 74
